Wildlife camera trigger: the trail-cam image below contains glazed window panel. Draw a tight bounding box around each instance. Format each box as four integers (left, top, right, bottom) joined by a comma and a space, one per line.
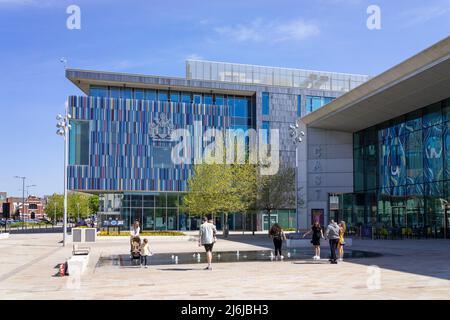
406, 130, 423, 186
423, 125, 443, 183
69, 120, 89, 166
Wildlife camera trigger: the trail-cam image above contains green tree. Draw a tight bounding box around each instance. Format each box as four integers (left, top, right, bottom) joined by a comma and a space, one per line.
88, 195, 99, 215
45, 193, 64, 222
183, 162, 257, 237
256, 167, 296, 231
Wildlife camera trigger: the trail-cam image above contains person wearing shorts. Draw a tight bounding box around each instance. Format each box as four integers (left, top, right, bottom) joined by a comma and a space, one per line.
198, 216, 217, 270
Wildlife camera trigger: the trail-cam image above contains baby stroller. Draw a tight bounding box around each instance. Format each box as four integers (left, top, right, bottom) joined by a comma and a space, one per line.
130, 236, 141, 266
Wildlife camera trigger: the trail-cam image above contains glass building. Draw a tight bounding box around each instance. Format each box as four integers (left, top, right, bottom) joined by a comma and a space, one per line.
66, 60, 368, 232
348, 98, 450, 237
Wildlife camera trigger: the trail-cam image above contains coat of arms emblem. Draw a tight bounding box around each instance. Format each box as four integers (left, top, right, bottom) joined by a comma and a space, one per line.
149, 113, 174, 140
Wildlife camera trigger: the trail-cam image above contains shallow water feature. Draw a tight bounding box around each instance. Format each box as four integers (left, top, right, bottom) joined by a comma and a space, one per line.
96, 249, 384, 268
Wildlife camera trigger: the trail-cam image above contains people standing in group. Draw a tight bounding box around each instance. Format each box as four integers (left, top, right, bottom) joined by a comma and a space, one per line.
198, 216, 217, 270
325, 220, 340, 264
140, 238, 152, 268
303, 221, 324, 260
268, 223, 287, 260
338, 221, 346, 262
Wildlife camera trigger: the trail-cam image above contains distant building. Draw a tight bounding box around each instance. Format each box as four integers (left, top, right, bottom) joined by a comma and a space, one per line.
6, 195, 46, 220
0, 192, 7, 215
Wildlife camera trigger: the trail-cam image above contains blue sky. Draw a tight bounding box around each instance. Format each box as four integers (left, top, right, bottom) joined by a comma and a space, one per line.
0, 0, 449, 197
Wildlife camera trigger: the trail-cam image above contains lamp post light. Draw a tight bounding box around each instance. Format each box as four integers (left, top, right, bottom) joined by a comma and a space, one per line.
26, 184, 37, 198
14, 176, 26, 229
289, 121, 305, 233
56, 104, 71, 246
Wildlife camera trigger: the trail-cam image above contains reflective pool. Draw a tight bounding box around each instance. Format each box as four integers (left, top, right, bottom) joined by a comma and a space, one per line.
96, 249, 384, 268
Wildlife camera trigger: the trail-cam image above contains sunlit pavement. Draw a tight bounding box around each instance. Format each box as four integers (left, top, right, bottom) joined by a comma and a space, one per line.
0, 232, 449, 300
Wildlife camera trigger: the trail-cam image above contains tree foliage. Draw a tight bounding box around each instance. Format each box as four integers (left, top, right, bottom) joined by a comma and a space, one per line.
45, 192, 98, 220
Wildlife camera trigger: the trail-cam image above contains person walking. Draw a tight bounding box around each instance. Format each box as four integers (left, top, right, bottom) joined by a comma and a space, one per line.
198, 216, 217, 270
268, 223, 287, 261
338, 221, 347, 262
325, 220, 340, 264
130, 220, 140, 250
303, 221, 324, 260
140, 238, 152, 268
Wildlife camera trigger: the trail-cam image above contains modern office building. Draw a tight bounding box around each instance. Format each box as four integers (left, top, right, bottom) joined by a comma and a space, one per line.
299, 36, 450, 238
66, 60, 369, 231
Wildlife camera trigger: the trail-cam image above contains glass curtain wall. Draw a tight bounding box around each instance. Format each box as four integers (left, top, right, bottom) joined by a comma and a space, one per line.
350, 98, 450, 238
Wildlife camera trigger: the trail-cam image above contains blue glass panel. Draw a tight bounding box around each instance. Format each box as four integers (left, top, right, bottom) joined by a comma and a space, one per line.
145, 90, 156, 101
406, 130, 423, 186
122, 88, 132, 99
158, 90, 169, 102
443, 99, 450, 122
424, 124, 443, 183
262, 92, 269, 115
262, 121, 270, 144
170, 92, 180, 102
233, 97, 249, 117
297, 95, 302, 117
90, 86, 108, 97
110, 87, 121, 99
423, 102, 442, 128
181, 92, 191, 103
232, 117, 250, 125
152, 145, 173, 168
445, 122, 450, 180
215, 95, 224, 106
69, 121, 89, 166
193, 94, 202, 104
134, 89, 145, 100
406, 109, 422, 132
204, 95, 213, 105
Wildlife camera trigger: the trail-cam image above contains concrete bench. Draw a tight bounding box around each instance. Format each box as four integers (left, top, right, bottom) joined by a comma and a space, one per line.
73, 244, 91, 256
67, 253, 90, 276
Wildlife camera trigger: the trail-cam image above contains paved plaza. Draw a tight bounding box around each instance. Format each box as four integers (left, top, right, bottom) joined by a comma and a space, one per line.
0, 232, 449, 300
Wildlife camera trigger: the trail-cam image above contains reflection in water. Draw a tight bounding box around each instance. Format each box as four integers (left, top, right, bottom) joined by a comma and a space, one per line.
96, 249, 384, 268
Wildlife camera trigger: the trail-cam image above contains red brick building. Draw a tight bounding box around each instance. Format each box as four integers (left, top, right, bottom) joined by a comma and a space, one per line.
6, 196, 46, 220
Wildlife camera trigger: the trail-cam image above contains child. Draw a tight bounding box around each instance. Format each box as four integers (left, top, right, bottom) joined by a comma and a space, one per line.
140, 238, 152, 268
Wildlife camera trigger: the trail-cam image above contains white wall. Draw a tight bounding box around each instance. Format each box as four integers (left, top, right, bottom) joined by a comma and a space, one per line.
297, 125, 354, 229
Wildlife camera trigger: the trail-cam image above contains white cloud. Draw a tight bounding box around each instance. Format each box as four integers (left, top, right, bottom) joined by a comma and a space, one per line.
400, 1, 450, 26
215, 18, 320, 44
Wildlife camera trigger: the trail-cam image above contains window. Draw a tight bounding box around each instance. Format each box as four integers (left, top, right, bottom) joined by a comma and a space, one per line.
152, 145, 173, 168
215, 95, 224, 106
262, 92, 269, 115
158, 90, 169, 102
110, 87, 121, 99
233, 97, 249, 117
145, 89, 157, 101
297, 95, 302, 117
306, 96, 335, 113
170, 91, 180, 102
69, 121, 89, 165
122, 88, 132, 99
262, 121, 270, 144
204, 94, 213, 105
193, 94, 202, 104
90, 86, 108, 97
181, 92, 191, 103
134, 89, 145, 100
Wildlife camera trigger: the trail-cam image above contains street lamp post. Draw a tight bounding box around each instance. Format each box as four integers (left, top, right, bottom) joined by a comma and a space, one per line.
14, 176, 26, 229
56, 103, 71, 247
289, 121, 305, 233
26, 184, 37, 198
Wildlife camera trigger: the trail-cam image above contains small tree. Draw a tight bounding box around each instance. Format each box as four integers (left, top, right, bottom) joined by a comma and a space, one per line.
256, 167, 295, 232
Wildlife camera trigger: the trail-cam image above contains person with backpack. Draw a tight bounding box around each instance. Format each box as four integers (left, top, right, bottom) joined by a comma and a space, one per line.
268, 223, 287, 261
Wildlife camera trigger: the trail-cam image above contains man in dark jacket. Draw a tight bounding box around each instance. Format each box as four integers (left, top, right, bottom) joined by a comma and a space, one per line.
325, 220, 340, 264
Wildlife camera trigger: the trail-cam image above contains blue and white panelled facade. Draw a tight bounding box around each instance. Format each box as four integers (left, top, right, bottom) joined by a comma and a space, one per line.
66, 62, 365, 231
